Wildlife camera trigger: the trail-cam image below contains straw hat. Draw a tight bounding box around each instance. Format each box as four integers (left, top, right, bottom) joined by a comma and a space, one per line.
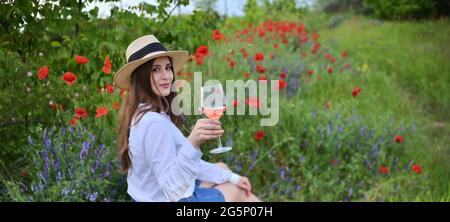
114, 35, 189, 90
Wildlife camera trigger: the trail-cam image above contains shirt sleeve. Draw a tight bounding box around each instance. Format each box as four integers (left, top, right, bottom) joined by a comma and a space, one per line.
143, 117, 202, 202
196, 160, 236, 184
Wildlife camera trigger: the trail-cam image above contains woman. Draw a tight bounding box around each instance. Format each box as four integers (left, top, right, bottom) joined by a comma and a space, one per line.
114, 35, 260, 202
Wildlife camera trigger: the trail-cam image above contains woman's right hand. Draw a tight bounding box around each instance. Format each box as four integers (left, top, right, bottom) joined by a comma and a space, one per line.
235, 176, 252, 197
187, 118, 223, 149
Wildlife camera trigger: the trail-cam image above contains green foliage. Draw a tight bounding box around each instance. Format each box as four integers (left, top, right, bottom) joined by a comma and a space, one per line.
364, 0, 437, 19
315, 0, 370, 14
195, 0, 218, 12
244, 0, 308, 23
164, 10, 223, 51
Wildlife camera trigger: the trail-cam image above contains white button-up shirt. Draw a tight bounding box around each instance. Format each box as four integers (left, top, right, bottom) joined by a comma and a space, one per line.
127, 104, 238, 202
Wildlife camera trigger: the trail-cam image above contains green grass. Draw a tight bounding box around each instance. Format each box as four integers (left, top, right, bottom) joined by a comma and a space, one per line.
315, 14, 450, 198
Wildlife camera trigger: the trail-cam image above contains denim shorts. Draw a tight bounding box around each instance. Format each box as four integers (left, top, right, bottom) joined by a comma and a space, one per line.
130, 180, 225, 202
178, 180, 225, 202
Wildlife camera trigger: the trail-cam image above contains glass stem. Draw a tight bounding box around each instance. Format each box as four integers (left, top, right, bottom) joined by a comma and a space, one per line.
217, 137, 223, 147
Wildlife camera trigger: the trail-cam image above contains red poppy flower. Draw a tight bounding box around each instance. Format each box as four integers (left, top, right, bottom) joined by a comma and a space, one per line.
394, 135, 404, 143
307, 69, 314, 75
329, 159, 338, 166
254, 52, 264, 62
344, 63, 351, 69
411, 164, 422, 174
279, 72, 287, 78
232, 99, 238, 107
69, 118, 78, 126
240, 48, 248, 58
228, 60, 236, 68
276, 79, 287, 90
296, 23, 305, 34
328, 67, 333, 74
62, 72, 77, 86
74, 108, 88, 119
259, 75, 267, 81
254, 130, 265, 141
299, 34, 309, 43
105, 84, 114, 94
301, 51, 308, 58
196, 45, 209, 56
245, 97, 260, 109
256, 64, 265, 73
212, 29, 224, 41
325, 53, 337, 63
95, 106, 109, 118
102, 56, 112, 74
352, 87, 361, 97
75, 55, 89, 65
311, 43, 321, 54
195, 55, 203, 65
342, 51, 348, 58
113, 101, 120, 110
379, 166, 389, 174
38, 66, 49, 80
273, 43, 279, 49
243, 72, 250, 79
19, 170, 29, 177
312, 32, 320, 41
258, 29, 266, 37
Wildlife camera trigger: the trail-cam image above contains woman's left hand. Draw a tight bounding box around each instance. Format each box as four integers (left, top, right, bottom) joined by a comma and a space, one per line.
236, 176, 252, 197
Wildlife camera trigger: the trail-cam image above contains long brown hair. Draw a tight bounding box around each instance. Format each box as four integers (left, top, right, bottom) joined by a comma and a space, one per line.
117, 57, 183, 174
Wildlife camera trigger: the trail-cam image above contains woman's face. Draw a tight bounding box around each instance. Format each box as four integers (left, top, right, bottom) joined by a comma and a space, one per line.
150, 57, 173, 97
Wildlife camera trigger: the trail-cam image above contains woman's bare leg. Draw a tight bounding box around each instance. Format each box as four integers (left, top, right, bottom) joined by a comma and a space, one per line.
214, 183, 261, 202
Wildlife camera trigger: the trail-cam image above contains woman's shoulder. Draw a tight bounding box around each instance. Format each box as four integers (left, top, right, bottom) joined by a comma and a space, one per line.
133, 103, 169, 125
140, 111, 168, 123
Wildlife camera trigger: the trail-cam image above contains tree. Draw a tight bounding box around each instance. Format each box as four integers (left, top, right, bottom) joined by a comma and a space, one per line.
195, 0, 218, 12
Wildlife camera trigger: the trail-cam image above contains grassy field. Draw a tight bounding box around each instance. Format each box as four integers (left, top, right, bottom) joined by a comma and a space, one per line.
314, 14, 450, 199
186, 13, 450, 201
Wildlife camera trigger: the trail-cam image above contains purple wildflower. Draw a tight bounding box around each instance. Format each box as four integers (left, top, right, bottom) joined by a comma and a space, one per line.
88, 192, 99, 202
61, 188, 70, 196
80, 141, 91, 161
94, 144, 105, 159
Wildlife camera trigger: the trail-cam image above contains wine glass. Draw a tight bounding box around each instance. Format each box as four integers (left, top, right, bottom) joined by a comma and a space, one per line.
200, 84, 232, 154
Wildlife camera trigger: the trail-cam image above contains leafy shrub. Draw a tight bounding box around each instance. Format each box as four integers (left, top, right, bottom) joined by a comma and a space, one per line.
364, 0, 437, 20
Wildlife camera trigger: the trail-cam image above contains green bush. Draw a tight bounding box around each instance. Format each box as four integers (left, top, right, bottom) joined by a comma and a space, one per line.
364, 0, 437, 20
